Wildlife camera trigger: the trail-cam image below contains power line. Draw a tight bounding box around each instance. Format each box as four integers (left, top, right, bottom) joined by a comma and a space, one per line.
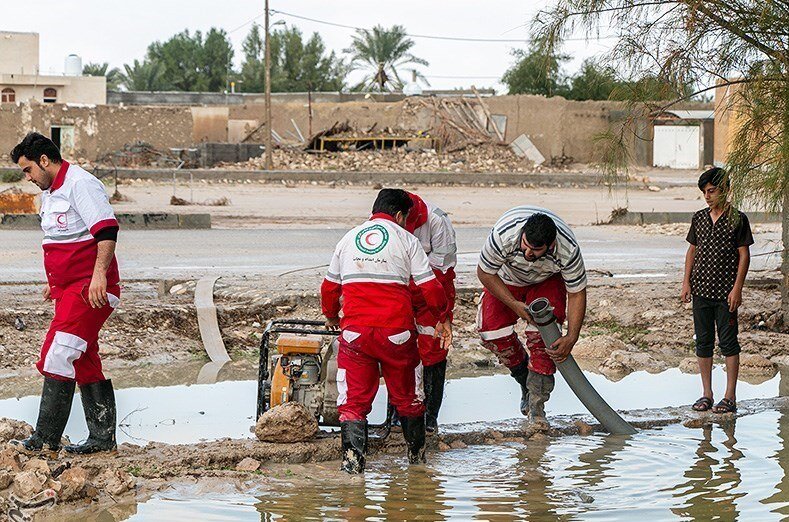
254, 9, 621, 44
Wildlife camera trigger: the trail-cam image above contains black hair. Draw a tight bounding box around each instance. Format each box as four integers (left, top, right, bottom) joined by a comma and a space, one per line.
10, 132, 62, 165
522, 213, 557, 248
372, 188, 413, 218
697, 167, 727, 191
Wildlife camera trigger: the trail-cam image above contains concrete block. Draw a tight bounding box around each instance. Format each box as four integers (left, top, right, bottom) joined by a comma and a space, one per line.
510, 134, 546, 166
178, 214, 212, 229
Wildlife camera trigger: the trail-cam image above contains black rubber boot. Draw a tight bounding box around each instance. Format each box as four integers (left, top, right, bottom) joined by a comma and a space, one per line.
399, 415, 426, 464
510, 360, 530, 416
526, 372, 555, 427
423, 360, 447, 434
340, 420, 368, 474
387, 403, 401, 430
10, 377, 75, 456
64, 379, 117, 454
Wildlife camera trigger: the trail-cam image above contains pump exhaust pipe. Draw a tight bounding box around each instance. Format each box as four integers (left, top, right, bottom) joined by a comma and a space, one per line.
528, 298, 637, 435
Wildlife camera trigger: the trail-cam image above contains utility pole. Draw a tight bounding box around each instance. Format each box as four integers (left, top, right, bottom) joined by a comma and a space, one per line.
264, 0, 273, 170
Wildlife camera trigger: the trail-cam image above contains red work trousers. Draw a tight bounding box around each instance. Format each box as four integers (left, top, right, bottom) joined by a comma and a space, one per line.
337, 326, 425, 422
477, 274, 566, 375
411, 269, 456, 367
37, 283, 120, 386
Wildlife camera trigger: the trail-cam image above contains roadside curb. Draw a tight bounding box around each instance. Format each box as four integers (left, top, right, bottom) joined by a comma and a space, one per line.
0, 213, 212, 230
607, 211, 782, 225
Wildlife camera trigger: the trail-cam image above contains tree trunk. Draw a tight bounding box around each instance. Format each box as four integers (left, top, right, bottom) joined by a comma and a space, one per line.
783, 190, 789, 326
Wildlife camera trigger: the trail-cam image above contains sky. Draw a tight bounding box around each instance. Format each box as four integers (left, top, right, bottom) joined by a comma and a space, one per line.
2, 0, 617, 92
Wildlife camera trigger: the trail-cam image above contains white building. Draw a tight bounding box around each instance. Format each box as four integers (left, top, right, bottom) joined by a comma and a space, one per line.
0, 31, 106, 106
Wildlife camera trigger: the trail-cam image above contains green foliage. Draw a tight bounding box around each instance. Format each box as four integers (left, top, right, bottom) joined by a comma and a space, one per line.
345, 25, 428, 92
239, 25, 346, 93
1, 170, 24, 183
145, 28, 233, 92
119, 59, 167, 91
502, 44, 569, 96
82, 62, 122, 90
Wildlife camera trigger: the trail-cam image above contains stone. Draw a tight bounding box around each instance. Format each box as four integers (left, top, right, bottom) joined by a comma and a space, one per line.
96, 469, 136, 496
640, 309, 676, 321
255, 402, 319, 443
12, 470, 45, 499
0, 448, 23, 472
22, 458, 50, 477
438, 442, 451, 451
573, 336, 626, 358
600, 350, 668, 378
58, 466, 90, 501
0, 469, 12, 489
449, 440, 468, 449
648, 185, 661, 192
236, 457, 261, 472
679, 358, 699, 374
740, 354, 776, 374
574, 420, 595, 436
0, 418, 33, 443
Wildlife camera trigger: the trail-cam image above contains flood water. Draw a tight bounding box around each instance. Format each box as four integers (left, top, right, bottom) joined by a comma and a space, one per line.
0, 365, 782, 445
76, 409, 789, 521
7, 364, 788, 521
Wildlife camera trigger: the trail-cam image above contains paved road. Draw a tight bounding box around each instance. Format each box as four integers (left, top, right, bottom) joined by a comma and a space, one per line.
0, 226, 781, 284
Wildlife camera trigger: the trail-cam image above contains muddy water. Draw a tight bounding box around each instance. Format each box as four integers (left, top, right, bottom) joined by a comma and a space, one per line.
79, 410, 789, 521
0, 365, 782, 445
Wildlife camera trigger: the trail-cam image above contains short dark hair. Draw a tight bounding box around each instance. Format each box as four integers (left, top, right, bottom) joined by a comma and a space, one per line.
698, 167, 727, 191
10, 132, 62, 165
522, 213, 557, 248
372, 188, 413, 218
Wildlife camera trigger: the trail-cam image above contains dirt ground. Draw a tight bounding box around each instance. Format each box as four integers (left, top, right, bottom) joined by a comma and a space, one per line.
0, 274, 785, 382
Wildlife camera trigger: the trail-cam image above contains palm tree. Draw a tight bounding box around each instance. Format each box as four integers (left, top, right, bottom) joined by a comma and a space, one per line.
82, 62, 123, 90
119, 59, 168, 91
345, 25, 429, 92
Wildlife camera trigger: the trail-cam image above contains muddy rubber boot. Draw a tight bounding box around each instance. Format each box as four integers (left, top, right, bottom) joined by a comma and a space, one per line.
340, 420, 368, 474
509, 360, 530, 416
399, 415, 426, 465
526, 372, 555, 428
64, 379, 117, 454
387, 403, 401, 431
423, 360, 447, 434
10, 377, 75, 457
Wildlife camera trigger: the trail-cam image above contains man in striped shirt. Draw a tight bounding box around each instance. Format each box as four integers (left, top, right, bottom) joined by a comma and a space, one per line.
477, 206, 588, 425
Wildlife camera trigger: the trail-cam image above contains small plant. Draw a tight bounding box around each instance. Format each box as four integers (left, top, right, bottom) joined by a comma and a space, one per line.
1, 170, 23, 183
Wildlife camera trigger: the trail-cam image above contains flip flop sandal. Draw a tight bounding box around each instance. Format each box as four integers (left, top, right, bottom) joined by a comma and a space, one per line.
692, 397, 713, 412
712, 398, 737, 414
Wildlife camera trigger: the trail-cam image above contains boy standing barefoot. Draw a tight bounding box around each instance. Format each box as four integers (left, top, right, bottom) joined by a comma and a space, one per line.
682, 167, 754, 414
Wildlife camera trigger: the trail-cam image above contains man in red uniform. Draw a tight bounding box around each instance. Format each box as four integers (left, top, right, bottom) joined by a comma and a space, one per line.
403, 192, 457, 433
321, 189, 451, 474
10, 133, 121, 456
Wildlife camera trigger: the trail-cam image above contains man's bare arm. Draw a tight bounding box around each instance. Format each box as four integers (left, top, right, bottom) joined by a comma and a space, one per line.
88, 240, 116, 308
477, 266, 530, 321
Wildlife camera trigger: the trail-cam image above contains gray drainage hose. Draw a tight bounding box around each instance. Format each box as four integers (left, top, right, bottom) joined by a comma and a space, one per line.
528, 297, 637, 435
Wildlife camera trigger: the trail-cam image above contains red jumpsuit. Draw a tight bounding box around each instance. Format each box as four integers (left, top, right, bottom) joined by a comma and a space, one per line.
37, 161, 121, 386
405, 193, 457, 368
321, 214, 448, 421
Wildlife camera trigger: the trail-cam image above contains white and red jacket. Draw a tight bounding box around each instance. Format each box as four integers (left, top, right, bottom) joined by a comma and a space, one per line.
40, 161, 120, 298
405, 193, 457, 305
321, 213, 449, 330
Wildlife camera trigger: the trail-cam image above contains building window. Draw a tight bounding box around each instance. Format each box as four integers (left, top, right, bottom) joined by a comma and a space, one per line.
1, 88, 15, 103
43, 88, 57, 103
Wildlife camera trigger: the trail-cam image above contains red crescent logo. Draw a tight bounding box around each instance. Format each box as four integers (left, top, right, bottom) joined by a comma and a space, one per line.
364, 232, 377, 246
56, 214, 67, 225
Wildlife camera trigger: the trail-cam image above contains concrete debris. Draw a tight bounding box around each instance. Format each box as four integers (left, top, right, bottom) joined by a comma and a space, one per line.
230, 143, 561, 175
573, 335, 626, 358
600, 350, 668, 379
235, 457, 261, 472
12, 470, 46, 499
95, 469, 136, 496
255, 402, 319, 443
509, 134, 546, 166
